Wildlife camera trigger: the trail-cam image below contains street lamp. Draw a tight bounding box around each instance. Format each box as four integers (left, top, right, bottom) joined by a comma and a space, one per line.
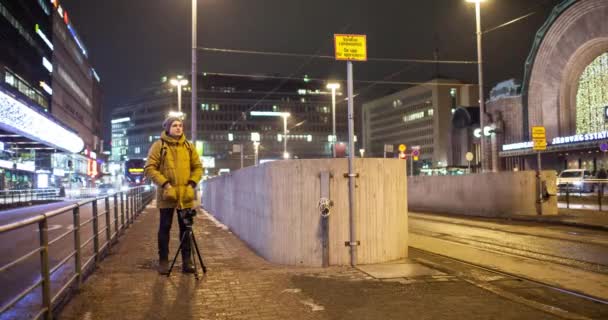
466, 0, 487, 172
250, 111, 291, 159
281, 113, 290, 159
170, 77, 189, 112
326, 82, 340, 157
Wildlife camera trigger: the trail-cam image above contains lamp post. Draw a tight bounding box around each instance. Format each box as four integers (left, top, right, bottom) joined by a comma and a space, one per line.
467, 0, 487, 172
250, 111, 291, 159
170, 77, 188, 112
326, 82, 340, 157
191, 0, 198, 143
281, 113, 290, 159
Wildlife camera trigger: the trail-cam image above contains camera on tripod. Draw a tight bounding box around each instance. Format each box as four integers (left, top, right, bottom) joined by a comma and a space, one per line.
177, 208, 197, 226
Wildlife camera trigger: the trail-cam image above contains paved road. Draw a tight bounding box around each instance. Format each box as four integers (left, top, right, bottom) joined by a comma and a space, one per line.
409, 212, 608, 301
0, 197, 127, 313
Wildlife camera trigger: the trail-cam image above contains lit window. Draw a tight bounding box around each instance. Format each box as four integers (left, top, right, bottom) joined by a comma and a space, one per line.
135, 147, 141, 154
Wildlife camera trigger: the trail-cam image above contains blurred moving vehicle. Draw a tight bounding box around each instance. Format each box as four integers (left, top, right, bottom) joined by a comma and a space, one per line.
96, 183, 117, 195
556, 169, 594, 193
125, 159, 146, 186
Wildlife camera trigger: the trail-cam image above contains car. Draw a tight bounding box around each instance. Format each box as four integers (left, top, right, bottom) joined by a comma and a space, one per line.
557, 169, 594, 193
96, 183, 117, 196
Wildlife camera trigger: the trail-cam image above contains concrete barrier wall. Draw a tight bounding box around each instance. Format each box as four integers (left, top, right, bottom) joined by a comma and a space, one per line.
202, 159, 408, 267
407, 170, 557, 217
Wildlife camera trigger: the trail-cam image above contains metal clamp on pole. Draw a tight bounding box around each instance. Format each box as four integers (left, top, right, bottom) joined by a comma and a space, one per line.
343, 173, 359, 178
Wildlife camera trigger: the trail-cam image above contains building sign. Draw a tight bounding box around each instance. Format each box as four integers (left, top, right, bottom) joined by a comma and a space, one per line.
334, 34, 367, 61
532, 126, 546, 151
552, 131, 608, 145
502, 130, 608, 151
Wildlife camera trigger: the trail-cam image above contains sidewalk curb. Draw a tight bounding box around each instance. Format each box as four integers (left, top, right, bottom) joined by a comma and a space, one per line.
409, 211, 608, 232
507, 215, 608, 232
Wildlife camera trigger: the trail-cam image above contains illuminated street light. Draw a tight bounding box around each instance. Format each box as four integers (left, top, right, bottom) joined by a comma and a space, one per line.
466, 0, 487, 171
168, 111, 185, 119
170, 77, 189, 112
250, 111, 291, 159
326, 82, 341, 157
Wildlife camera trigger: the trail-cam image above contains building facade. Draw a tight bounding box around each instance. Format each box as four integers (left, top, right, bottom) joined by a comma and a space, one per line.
362, 79, 479, 172
111, 74, 347, 175
486, 0, 608, 175
50, 0, 103, 154
0, 0, 86, 190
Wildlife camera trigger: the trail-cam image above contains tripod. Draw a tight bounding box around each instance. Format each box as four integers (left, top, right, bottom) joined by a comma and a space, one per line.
167, 210, 207, 279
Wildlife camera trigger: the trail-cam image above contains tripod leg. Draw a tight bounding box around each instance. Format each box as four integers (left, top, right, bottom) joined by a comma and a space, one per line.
191, 233, 207, 273
167, 231, 188, 276
190, 233, 199, 280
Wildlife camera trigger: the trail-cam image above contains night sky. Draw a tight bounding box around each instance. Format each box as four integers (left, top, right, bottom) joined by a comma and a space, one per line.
60, 0, 561, 136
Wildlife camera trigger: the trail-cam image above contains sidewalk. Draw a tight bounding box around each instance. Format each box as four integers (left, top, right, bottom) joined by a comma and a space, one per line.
58, 203, 564, 320
514, 207, 608, 231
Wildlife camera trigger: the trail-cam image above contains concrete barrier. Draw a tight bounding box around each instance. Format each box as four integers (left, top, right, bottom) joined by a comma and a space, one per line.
202, 159, 408, 267
408, 170, 557, 217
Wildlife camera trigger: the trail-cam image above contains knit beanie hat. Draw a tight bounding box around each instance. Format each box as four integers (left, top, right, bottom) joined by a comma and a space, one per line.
163, 116, 182, 133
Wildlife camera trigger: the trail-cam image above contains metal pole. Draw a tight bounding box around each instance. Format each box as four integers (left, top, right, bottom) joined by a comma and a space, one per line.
191, 0, 198, 143
105, 197, 111, 245
39, 219, 52, 320
240, 144, 244, 169
475, 1, 486, 172
332, 88, 336, 158
537, 151, 542, 215
347, 61, 357, 267
92, 200, 99, 262
254, 142, 259, 165
177, 83, 182, 112
73, 206, 82, 287
283, 115, 288, 158
410, 156, 413, 177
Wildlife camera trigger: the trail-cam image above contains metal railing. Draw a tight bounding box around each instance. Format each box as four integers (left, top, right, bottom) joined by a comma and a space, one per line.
558, 180, 608, 211
0, 189, 61, 208
0, 185, 155, 320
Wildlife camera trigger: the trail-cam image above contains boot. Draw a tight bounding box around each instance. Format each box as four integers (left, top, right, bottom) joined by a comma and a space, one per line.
182, 256, 195, 273
158, 259, 169, 275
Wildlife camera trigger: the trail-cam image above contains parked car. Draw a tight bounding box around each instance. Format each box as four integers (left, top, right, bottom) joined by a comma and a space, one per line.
556, 169, 594, 193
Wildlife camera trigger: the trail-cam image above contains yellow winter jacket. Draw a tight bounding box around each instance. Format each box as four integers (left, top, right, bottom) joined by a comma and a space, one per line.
144, 132, 203, 209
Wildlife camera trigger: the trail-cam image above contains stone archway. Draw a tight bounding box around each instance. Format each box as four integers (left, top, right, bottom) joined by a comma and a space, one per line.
526, 0, 608, 139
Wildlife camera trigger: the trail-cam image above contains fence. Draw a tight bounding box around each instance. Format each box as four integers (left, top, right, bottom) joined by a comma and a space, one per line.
0, 185, 155, 320
0, 189, 61, 209
558, 180, 608, 211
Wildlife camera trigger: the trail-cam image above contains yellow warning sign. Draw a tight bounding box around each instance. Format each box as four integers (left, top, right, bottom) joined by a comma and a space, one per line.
531, 126, 546, 139
398, 144, 407, 152
334, 34, 367, 61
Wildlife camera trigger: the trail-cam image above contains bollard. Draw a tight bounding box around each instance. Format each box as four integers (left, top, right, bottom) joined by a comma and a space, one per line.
566, 183, 570, 209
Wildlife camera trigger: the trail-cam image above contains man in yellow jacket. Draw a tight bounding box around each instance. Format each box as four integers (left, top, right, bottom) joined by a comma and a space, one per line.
144, 116, 203, 274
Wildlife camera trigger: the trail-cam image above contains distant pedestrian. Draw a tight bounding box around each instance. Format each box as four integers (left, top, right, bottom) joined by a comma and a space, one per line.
144, 116, 203, 275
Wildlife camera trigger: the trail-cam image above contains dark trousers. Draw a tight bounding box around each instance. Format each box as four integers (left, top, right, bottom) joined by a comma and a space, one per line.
158, 208, 190, 261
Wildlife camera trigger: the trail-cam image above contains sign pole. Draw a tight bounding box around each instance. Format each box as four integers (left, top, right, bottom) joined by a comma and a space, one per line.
537, 151, 542, 215
240, 144, 244, 169
410, 156, 413, 177
346, 60, 357, 267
